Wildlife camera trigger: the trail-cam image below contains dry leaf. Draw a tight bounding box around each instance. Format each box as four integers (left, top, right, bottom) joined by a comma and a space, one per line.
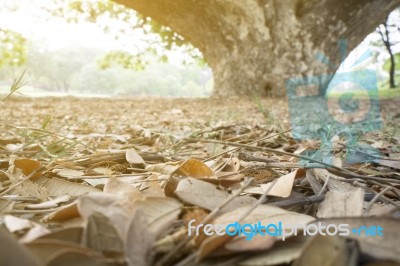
374, 159, 400, 170
26, 195, 71, 210
37, 227, 83, 245
238, 235, 307, 266
55, 169, 85, 179
84, 212, 124, 256
134, 197, 182, 237
172, 159, 214, 178
77, 193, 132, 239
317, 189, 364, 218
175, 178, 256, 213
313, 217, 400, 263
197, 234, 233, 261
14, 158, 43, 180
213, 205, 315, 239
225, 234, 275, 252
293, 235, 348, 266
43, 177, 101, 197
4, 215, 34, 233
261, 169, 305, 198
126, 148, 146, 168
0, 228, 41, 266
104, 177, 143, 202
126, 209, 155, 266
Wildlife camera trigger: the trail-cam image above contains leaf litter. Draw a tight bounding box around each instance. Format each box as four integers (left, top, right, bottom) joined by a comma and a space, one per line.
0, 96, 399, 265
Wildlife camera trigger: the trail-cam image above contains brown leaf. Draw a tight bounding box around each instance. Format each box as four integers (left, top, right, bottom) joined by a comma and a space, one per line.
175, 178, 256, 213
260, 169, 305, 198
172, 158, 214, 178
293, 235, 348, 266
14, 158, 43, 180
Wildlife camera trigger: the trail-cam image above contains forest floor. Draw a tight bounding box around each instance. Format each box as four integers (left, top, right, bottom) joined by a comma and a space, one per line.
0, 95, 400, 266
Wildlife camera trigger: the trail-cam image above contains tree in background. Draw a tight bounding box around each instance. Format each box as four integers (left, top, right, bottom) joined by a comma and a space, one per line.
50, 0, 400, 96
377, 10, 400, 89
0, 29, 26, 74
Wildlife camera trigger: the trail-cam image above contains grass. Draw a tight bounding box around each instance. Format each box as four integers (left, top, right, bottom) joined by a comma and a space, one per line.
327, 83, 400, 100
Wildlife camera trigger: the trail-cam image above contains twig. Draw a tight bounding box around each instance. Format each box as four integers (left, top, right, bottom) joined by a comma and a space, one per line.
364, 186, 392, 215
202, 129, 292, 162
185, 138, 392, 182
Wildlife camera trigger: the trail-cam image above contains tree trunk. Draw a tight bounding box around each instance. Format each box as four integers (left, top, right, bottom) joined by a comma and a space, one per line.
114, 0, 400, 97
378, 20, 397, 89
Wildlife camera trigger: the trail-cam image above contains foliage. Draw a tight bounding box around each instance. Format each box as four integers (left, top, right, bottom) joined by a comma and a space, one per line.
44, 0, 203, 69
384, 53, 400, 72
0, 29, 27, 68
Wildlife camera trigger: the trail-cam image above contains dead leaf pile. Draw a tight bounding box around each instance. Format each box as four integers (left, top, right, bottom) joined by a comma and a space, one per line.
0, 96, 399, 265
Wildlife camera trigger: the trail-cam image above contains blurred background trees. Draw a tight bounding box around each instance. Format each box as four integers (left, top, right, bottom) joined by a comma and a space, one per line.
0, 0, 398, 97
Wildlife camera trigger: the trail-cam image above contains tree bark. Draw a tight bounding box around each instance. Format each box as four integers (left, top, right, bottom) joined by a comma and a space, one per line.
113, 0, 400, 97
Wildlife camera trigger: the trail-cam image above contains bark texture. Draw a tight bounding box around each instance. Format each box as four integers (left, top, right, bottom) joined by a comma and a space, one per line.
114, 0, 400, 96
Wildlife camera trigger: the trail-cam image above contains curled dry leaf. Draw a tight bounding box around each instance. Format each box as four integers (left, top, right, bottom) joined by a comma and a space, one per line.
165, 159, 215, 197
172, 159, 214, 178
26, 195, 71, 210
14, 158, 43, 180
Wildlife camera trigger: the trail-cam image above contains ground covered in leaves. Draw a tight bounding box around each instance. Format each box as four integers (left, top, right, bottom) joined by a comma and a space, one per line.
0, 96, 400, 266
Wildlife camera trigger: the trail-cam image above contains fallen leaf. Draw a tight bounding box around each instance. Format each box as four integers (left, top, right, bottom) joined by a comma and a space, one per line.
0, 228, 41, 266
134, 197, 182, 237
313, 217, 400, 263
175, 178, 256, 213
125, 209, 155, 266
225, 234, 275, 252
172, 159, 214, 178
261, 169, 305, 198
293, 235, 348, 266
317, 189, 364, 218
126, 148, 146, 168
238, 235, 307, 266
55, 169, 85, 179
43, 177, 101, 197
83, 212, 124, 256
14, 158, 43, 180
26, 195, 71, 209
